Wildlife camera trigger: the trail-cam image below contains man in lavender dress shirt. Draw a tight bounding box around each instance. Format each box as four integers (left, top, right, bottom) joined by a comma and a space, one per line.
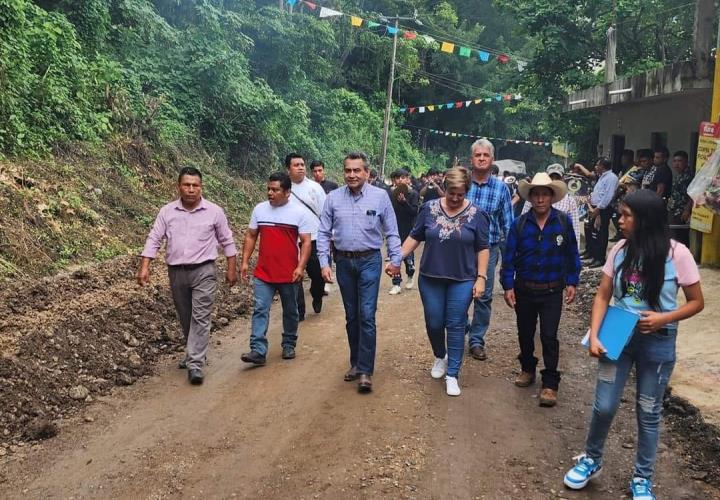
317, 152, 401, 393
137, 167, 237, 385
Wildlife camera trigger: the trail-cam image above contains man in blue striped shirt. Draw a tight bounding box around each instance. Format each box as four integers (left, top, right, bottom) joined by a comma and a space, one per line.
501, 173, 581, 407
465, 139, 514, 361
318, 152, 401, 393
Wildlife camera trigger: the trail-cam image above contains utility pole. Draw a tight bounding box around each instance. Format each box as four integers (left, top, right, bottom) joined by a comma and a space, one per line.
379, 18, 399, 181
378, 13, 422, 180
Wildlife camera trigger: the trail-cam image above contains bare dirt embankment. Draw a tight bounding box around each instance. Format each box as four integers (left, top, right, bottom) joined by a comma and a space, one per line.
0, 263, 719, 499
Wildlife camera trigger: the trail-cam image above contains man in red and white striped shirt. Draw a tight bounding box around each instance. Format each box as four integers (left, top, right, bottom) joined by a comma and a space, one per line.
240, 172, 312, 365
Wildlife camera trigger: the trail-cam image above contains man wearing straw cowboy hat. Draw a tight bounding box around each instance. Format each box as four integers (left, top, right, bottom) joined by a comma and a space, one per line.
501, 172, 581, 407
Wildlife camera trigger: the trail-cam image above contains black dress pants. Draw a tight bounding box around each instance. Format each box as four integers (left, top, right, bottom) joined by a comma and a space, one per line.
585, 207, 613, 262
297, 240, 324, 316
515, 289, 563, 389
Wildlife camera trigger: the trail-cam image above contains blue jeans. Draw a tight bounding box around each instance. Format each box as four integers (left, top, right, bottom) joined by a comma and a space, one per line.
335, 251, 382, 375
392, 252, 415, 286
585, 331, 676, 480
418, 275, 474, 378
250, 278, 299, 356
468, 242, 501, 348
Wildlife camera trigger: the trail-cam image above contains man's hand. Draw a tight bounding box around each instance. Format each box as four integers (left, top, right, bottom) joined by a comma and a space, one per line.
565, 285, 576, 304
503, 289, 516, 309
472, 278, 485, 299
637, 310, 668, 334
681, 208, 691, 223
291, 267, 305, 283
136, 258, 151, 286
593, 213, 601, 230
590, 207, 600, 219
397, 193, 406, 203
384, 263, 401, 278
589, 337, 606, 358
226, 267, 238, 287
137, 267, 150, 286
321, 266, 334, 283
240, 262, 250, 282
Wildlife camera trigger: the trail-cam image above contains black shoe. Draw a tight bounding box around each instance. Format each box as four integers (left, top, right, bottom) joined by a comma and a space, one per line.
312, 299, 322, 314
241, 351, 267, 365
469, 345, 487, 360
588, 259, 604, 268
188, 369, 204, 385
282, 346, 296, 359
298, 314, 305, 322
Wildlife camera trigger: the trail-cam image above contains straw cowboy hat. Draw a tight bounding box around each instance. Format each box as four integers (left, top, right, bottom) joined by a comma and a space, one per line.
518, 172, 568, 204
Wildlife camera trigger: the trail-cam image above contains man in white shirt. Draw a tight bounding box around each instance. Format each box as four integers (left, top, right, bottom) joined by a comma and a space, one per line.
286, 153, 327, 319
585, 158, 618, 268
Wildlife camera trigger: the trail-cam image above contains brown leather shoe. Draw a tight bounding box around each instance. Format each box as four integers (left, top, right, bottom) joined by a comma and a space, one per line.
357, 374, 373, 393
343, 366, 359, 382
514, 371, 536, 387
469, 346, 487, 360
539, 388, 558, 407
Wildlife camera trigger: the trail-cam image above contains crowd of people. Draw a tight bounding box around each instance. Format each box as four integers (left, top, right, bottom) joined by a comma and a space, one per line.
135, 140, 704, 500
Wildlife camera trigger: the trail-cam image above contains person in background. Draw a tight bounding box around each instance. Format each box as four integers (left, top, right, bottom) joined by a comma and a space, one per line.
240, 172, 312, 365
419, 168, 445, 202
465, 139, 514, 361
618, 150, 652, 196
137, 166, 237, 385
642, 147, 673, 203
490, 164, 500, 177
667, 150, 693, 246
503, 173, 580, 407
310, 160, 339, 194
581, 158, 619, 268
388, 169, 419, 294
286, 153, 326, 320
521, 164, 581, 250
609, 150, 635, 242
564, 190, 704, 500
399, 167, 489, 396
317, 152, 401, 393
369, 168, 389, 191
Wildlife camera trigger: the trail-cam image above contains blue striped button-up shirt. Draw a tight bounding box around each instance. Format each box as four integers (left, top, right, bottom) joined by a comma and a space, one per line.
466, 175, 514, 245
317, 182, 402, 268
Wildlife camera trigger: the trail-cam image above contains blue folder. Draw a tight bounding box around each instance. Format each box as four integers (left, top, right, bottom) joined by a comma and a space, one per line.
581, 305, 640, 361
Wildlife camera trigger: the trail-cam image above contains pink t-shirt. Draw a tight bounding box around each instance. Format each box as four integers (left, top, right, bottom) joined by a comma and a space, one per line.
602, 239, 700, 328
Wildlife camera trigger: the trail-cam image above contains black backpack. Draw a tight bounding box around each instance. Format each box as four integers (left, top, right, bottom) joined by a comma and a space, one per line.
513, 210, 570, 245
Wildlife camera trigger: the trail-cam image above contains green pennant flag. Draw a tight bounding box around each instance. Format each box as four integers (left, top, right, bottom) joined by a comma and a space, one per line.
458, 46, 471, 58
367, 21, 380, 28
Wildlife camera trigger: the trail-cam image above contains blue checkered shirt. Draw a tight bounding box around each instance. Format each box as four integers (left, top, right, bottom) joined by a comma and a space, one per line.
500, 208, 581, 290
466, 176, 514, 245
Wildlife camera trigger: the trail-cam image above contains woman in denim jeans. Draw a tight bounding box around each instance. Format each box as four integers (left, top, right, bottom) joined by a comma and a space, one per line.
564, 190, 704, 500
398, 167, 490, 396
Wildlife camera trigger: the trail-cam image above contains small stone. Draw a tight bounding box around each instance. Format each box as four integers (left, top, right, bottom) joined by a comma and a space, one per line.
621, 441, 634, 449
115, 373, 134, 386
0, 448, 6, 457
217, 317, 229, 326
690, 471, 708, 480
127, 353, 143, 368
84, 416, 95, 423
69, 385, 90, 400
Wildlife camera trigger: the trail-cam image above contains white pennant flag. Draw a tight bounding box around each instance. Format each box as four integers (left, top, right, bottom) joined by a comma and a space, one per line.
319, 7, 342, 17
517, 61, 528, 72
419, 106, 426, 113
465, 100, 472, 107
421, 35, 436, 44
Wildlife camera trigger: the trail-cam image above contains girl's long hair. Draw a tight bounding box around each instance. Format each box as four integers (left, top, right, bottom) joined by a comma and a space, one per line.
618, 190, 671, 310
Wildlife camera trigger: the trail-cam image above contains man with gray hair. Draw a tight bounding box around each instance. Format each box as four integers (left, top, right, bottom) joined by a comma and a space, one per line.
465, 139, 514, 361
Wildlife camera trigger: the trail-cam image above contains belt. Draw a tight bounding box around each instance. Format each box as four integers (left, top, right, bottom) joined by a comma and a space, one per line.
168, 259, 215, 270
516, 279, 564, 291
334, 249, 379, 258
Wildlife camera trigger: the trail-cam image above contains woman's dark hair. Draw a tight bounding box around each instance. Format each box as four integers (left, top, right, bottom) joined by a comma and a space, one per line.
617, 190, 671, 310
268, 171, 291, 191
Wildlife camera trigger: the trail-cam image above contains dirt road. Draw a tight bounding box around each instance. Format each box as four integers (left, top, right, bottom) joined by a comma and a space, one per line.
1, 273, 718, 499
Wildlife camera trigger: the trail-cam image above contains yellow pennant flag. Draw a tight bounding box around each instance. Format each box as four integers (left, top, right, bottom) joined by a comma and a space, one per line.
440, 41, 455, 53
427, 105, 435, 111
474, 98, 482, 105
350, 16, 363, 27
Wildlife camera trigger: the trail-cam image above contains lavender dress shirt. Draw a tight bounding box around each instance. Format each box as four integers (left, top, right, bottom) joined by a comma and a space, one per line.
317, 182, 402, 268
141, 198, 237, 265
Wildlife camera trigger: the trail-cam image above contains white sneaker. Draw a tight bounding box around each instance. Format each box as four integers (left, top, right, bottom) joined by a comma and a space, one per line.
388, 285, 402, 295
446, 376, 461, 396
404, 277, 414, 290
324, 283, 332, 293
430, 356, 448, 379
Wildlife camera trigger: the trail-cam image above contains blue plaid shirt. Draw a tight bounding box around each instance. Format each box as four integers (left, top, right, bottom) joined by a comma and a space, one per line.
500, 208, 581, 290
466, 176, 513, 245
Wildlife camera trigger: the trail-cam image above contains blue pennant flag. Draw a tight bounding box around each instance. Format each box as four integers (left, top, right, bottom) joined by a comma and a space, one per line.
478, 51, 490, 62
387, 26, 399, 35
